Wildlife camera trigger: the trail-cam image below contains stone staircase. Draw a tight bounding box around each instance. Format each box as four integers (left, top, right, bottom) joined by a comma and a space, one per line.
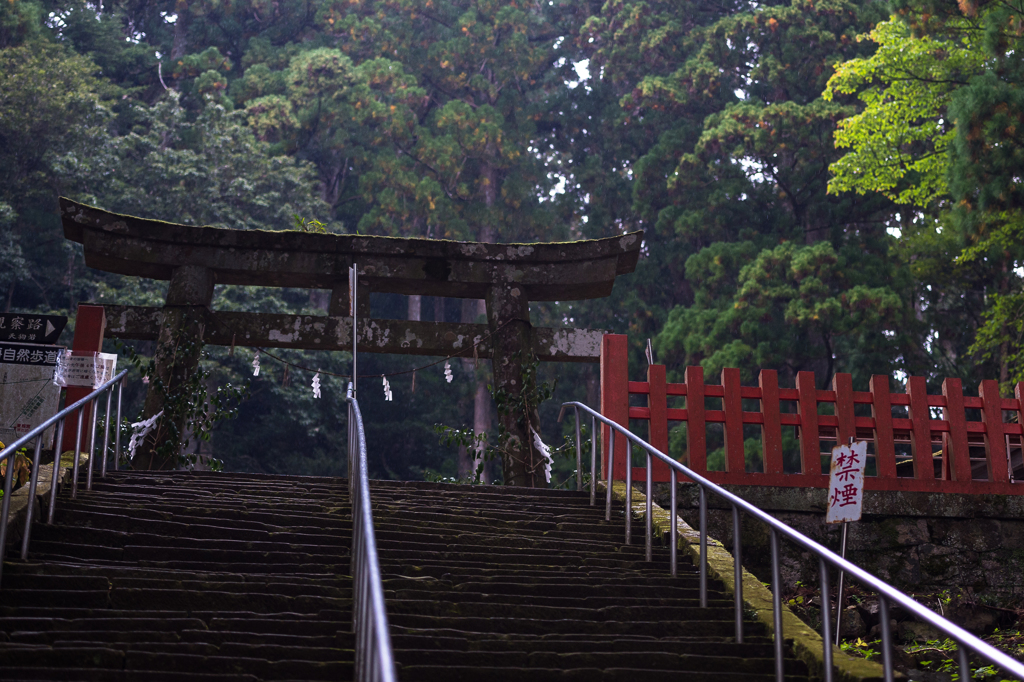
0, 471, 355, 681
1, 472, 810, 680
371, 480, 809, 681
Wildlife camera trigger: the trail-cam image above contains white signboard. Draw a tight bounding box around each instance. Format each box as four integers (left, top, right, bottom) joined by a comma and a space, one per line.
826, 440, 868, 524
54, 351, 118, 389
0, 343, 64, 448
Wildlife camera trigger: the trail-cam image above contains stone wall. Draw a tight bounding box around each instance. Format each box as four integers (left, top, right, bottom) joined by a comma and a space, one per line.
651, 482, 1024, 600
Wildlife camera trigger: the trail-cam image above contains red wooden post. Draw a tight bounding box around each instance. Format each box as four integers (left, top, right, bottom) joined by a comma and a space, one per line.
646, 364, 671, 481
685, 365, 707, 474
907, 376, 935, 480
870, 375, 897, 479
941, 378, 972, 482
796, 371, 819, 475
979, 379, 1010, 484
61, 304, 107, 452
600, 334, 630, 481
759, 369, 784, 475
722, 368, 744, 473
833, 373, 856, 446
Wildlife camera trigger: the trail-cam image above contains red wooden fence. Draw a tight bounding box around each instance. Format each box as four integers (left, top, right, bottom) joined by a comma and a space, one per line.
600, 335, 1024, 495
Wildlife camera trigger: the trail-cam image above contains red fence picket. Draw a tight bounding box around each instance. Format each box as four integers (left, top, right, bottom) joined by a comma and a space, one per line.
599, 334, 1024, 495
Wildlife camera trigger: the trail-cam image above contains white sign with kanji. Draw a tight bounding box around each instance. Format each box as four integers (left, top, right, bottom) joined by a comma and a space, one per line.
53, 351, 118, 389
826, 440, 868, 524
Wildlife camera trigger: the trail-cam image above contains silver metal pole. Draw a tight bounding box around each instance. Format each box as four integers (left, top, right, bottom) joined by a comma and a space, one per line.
590, 415, 597, 506
48, 417, 66, 524
0, 446, 16, 586
733, 504, 744, 643
625, 441, 632, 545
20, 435, 44, 559
350, 265, 358, 399
699, 484, 708, 608
820, 558, 834, 682
574, 407, 582, 492
645, 450, 653, 561
958, 644, 970, 682
835, 521, 849, 646
85, 397, 98, 491
669, 469, 677, 577
100, 387, 113, 478
72, 408, 84, 499
605, 429, 614, 522
771, 528, 785, 682
114, 379, 123, 472
879, 596, 894, 682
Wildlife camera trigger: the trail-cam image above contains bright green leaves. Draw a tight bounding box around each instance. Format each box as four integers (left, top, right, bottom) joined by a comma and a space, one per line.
824, 18, 985, 207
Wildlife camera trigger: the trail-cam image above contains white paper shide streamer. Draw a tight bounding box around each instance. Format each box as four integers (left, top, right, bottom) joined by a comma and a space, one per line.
444, 360, 453, 383
252, 351, 261, 376
128, 410, 163, 460
312, 372, 321, 399
531, 427, 554, 484
382, 375, 392, 401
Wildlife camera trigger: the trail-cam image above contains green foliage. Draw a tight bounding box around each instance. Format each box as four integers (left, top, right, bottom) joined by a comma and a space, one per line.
824, 18, 985, 207
825, 2, 1024, 388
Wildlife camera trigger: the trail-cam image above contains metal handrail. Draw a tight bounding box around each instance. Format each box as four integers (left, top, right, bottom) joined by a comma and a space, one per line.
1, 369, 128, 586
560, 401, 1024, 682
345, 383, 397, 682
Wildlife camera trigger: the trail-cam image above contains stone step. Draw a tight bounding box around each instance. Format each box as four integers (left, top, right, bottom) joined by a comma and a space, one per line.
392, 648, 807, 674
0, 667, 262, 682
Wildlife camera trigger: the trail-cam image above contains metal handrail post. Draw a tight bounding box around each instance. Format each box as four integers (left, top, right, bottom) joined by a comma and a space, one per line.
770, 528, 784, 682
645, 450, 653, 561
699, 484, 708, 608
574, 407, 582, 492
732, 504, 743, 643
20, 435, 44, 559
71, 408, 84, 499
624, 442, 632, 545
605, 429, 614, 522
0, 443, 16, 586
878, 598, 894, 682
820, 558, 834, 682
101, 387, 113, 478
48, 417, 66, 523
958, 644, 970, 681
669, 469, 677, 576
114, 379, 124, 472
85, 396, 99, 491
590, 415, 597, 506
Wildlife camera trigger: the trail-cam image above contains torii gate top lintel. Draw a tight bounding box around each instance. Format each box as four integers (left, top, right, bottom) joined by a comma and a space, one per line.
61, 197, 642, 485
61, 198, 642, 301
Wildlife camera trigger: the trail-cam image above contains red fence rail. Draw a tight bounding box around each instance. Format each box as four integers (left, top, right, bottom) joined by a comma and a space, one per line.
600, 335, 1024, 495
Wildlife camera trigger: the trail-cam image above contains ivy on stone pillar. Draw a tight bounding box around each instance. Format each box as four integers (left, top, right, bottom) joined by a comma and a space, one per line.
134, 264, 213, 470
485, 282, 543, 488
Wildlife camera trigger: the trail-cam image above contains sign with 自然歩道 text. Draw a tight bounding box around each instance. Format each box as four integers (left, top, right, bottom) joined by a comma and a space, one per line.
0, 343, 64, 449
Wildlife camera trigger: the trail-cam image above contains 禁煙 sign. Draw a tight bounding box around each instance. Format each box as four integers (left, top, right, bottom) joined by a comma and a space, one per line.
826, 440, 868, 524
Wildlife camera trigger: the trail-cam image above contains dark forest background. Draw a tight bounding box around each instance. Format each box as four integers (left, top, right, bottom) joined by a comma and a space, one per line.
2, 0, 1022, 482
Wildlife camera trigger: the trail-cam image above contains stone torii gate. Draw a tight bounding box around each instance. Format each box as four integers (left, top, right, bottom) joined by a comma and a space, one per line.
61, 197, 642, 485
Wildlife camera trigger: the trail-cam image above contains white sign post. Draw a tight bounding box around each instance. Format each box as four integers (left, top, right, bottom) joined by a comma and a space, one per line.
827, 439, 868, 645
